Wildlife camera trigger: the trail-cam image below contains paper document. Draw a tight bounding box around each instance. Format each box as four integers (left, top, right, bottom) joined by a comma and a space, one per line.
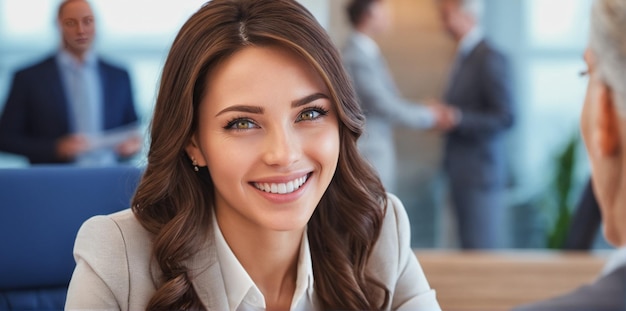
85, 123, 141, 151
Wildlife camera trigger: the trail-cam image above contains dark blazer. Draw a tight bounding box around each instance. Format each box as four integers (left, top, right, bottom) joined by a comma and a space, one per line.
513, 265, 626, 311
444, 40, 514, 188
0, 54, 137, 164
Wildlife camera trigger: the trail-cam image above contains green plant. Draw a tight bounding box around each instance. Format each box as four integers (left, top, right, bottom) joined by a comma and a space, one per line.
546, 133, 579, 249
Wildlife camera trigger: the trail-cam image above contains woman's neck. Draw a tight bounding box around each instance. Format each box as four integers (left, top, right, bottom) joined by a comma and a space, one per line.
217, 216, 303, 310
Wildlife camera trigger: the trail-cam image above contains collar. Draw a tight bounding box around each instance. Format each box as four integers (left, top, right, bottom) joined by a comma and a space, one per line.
57, 48, 98, 69
352, 31, 380, 59
291, 231, 315, 308
457, 26, 483, 59
214, 215, 263, 310
213, 215, 314, 311
601, 245, 626, 276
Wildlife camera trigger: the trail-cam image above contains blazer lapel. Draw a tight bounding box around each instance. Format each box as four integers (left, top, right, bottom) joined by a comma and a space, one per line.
445, 40, 486, 102
186, 228, 229, 310
49, 58, 72, 132
97, 60, 113, 129
148, 225, 228, 310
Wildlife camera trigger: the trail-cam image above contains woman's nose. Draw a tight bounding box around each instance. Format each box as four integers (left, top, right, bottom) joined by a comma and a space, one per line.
262, 126, 301, 167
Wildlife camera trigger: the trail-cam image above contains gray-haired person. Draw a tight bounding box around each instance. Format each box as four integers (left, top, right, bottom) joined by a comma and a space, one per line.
514, 0, 626, 309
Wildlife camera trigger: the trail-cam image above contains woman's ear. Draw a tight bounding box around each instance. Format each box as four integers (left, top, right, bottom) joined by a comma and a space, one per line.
594, 83, 620, 157
184, 135, 207, 166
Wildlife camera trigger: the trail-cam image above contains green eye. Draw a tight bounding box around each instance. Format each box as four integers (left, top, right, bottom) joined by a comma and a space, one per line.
234, 120, 254, 129
297, 107, 328, 122
225, 119, 258, 130
299, 110, 320, 121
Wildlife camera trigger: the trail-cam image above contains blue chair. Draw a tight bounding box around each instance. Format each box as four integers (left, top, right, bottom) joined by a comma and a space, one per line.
0, 165, 142, 310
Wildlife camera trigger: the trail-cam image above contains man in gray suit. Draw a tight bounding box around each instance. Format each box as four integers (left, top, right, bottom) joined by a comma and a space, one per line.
514, 0, 626, 309
342, 0, 452, 193
435, 0, 514, 249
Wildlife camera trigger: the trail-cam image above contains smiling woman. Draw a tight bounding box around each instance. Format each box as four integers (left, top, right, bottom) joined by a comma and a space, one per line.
64, 1, 441, 310
187, 44, 340, 235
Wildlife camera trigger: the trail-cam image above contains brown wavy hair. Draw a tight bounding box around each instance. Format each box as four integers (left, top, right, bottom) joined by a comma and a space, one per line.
131, 0, 389, 309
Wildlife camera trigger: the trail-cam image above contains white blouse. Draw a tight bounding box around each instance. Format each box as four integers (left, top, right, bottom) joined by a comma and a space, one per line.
213, 216, 315, 311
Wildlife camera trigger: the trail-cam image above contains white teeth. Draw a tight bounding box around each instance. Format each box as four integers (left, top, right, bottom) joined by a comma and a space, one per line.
278, 184, 287, 194
254, 175, 308, 194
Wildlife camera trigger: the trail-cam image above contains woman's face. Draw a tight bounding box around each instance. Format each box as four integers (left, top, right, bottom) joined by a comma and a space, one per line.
187, 45, 340, 234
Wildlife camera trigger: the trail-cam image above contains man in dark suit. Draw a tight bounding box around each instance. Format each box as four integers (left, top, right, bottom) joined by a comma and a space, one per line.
0, 0, 140, 165
514, 0, 626, 309
434, 0, 515, 249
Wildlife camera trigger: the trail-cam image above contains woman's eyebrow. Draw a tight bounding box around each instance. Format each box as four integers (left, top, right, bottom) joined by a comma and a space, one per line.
215, 105, 264, 117
292, 93, 329, 108
214, 93, 329, 117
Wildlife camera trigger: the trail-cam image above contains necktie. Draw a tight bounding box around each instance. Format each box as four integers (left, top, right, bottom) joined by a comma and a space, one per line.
71, 64, 114, 165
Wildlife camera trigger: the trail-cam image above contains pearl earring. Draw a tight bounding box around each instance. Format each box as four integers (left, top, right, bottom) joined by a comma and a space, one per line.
191, 157, 199, 172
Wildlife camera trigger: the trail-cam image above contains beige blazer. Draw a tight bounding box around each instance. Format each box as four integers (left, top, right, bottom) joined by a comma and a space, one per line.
65, 193, 440, 310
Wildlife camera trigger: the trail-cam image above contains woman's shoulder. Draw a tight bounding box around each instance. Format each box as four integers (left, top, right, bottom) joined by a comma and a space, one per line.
74, 208, 157, 282
384, 192, 405, 211
380, 192, 411, 235
371, 193, 441, 310
69, 210, 158, 310
80, 208, 148, 236
369, 192, 412, 263
76, 208, 154, 258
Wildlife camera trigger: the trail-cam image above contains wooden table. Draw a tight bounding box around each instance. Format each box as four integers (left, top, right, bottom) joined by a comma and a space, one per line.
414, 250, 609, 311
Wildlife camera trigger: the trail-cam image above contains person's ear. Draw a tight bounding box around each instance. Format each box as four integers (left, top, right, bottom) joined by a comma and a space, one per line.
594, 83, 620, 157
184, 134, 207, 166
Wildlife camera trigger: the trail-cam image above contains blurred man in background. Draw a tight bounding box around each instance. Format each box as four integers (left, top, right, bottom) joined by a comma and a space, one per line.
0, 0, 140, 165
435, 0, 515, 249
342, 0, 454, 193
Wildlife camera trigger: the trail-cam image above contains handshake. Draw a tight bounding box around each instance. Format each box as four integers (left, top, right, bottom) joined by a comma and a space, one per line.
426, 99, 460, 131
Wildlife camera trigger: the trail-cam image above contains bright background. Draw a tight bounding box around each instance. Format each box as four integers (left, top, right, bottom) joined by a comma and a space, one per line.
0, 0, 602, 249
